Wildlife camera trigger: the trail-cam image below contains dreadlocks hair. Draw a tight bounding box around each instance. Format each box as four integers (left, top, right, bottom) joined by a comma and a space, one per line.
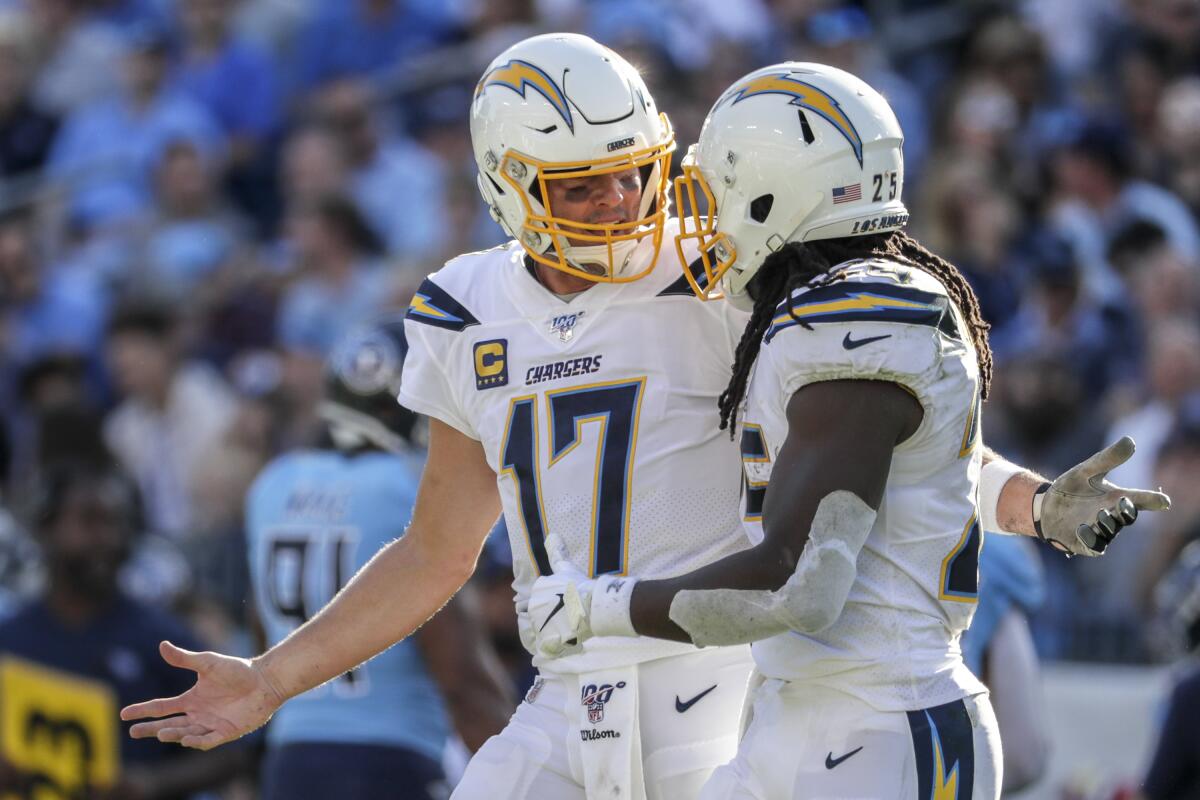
717, 230, 993, 436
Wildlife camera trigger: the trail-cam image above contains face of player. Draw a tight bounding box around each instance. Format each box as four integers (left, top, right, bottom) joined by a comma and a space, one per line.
543, 167, 643, 248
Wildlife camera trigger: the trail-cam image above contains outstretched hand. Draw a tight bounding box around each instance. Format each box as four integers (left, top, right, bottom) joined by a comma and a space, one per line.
1039, 436, 1172, 556
120, 641, 286, 750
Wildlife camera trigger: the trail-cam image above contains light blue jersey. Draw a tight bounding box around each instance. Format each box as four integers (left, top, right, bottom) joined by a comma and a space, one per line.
962, 534, 1046, 676
246, 449, 450, 759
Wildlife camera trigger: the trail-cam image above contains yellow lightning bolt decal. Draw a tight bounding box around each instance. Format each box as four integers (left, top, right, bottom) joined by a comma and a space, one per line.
771, 292, 938, 327
408, 294, 455, 321
930, 718, 961, 800
475, 59, 573, 132
722, 73, 863, 166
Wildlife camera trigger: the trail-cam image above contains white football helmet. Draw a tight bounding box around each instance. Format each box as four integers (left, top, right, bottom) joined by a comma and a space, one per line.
471, 33, 675, 282
674, 62, 908, 307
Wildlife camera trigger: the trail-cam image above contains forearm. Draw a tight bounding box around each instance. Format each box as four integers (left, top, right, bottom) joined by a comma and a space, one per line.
630, 544, 792, 642
258, 532, 477, 700
629, 491, 875, 647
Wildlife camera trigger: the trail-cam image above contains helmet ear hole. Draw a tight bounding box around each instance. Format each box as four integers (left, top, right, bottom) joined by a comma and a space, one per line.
485, 174, 506, 196
749, 194, 774, 223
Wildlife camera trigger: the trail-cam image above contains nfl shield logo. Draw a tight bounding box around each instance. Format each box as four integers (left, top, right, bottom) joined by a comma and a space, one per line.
549, 311, 585, 342
581, 681, 625, 726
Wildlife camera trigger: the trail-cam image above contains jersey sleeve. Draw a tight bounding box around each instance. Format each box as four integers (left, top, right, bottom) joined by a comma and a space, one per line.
399, 276, 480, 440
759, 273, 958, 401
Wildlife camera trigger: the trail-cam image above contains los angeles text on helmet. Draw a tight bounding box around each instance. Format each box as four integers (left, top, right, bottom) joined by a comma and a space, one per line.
849, 212, 910, 237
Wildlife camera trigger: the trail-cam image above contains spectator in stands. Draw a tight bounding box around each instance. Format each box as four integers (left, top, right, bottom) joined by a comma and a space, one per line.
292, 0, 462, 93
0, 208, 107, 369
1157, 76, 1200, 217
1081, 319, 1200, 625
275, 193, 396, 359
1112, 221, 1200, 331
279, 124, 347, 207
311, 78, 444, 260
1049, 117, 1200, 302
8, 354, 105, 493
103, 303, 239, 539
175, 0, 281, 225
991, 231, 1139, 399
0, 464, 247, 798
0, 10, 59, 179
46, 19, 224, 235
1134, 395, 1200, 615
915, 158, 1026, 335
1106, 318, 1200, 504
274, 194, 398, 448
26, 0, 125, 115
139, 139, 248, 302
175, 0, 280, 153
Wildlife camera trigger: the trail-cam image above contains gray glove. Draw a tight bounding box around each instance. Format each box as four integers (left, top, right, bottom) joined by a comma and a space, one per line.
1035, 436, 1172, 557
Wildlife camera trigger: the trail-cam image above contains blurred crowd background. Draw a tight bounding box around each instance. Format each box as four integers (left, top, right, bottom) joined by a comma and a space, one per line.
1, 0, 1199, 797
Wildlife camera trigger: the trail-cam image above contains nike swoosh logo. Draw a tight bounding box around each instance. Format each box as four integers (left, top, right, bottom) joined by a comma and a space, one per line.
843, 332, 892, 350
825, 746, 863, 769
675, 684, 717, 713
538, 593, 566, 632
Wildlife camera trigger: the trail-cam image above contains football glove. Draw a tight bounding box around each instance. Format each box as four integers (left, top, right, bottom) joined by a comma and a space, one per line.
1036, 436, 1171, 556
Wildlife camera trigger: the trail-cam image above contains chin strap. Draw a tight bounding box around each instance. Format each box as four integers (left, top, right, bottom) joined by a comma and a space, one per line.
562, 238, 641, 278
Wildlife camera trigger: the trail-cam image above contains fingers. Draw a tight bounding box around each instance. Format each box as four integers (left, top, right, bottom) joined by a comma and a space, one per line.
1076, 494, 1159, 556
120, 694, 186, 722
160, 641, 207, 672
156, 724, 212, 744
563, 583, 585, 627
1069, 436, 1136, 487
128, 716, 194, 739
1116, 497, 1138, 525
1076, 523, 1103, 554
1119, 488, 1172, 512
1095, 508, 1119, 539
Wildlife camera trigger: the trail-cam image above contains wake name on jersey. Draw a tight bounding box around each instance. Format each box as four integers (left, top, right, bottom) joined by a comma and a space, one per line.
400, 231, 751, 672
740, 258, 987, 712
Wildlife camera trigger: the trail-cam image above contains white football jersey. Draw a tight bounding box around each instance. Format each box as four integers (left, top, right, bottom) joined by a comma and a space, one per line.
739, 259, 988, 711
400, 229, 750, 673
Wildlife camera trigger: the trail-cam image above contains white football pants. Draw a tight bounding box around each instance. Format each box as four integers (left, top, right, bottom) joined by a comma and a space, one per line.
701, 674, 1002, 799
451, 645, 754, 799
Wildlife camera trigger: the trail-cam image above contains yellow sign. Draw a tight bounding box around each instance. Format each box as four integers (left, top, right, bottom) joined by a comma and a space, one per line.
0, 657, 119, 799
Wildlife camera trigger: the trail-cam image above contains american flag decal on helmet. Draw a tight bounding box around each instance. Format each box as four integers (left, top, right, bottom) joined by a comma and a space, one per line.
832, 183, 861, 204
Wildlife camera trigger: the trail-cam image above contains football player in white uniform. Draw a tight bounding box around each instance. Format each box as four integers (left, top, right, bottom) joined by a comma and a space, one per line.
528, 63, 1172, 799
123, 34, 757, 800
